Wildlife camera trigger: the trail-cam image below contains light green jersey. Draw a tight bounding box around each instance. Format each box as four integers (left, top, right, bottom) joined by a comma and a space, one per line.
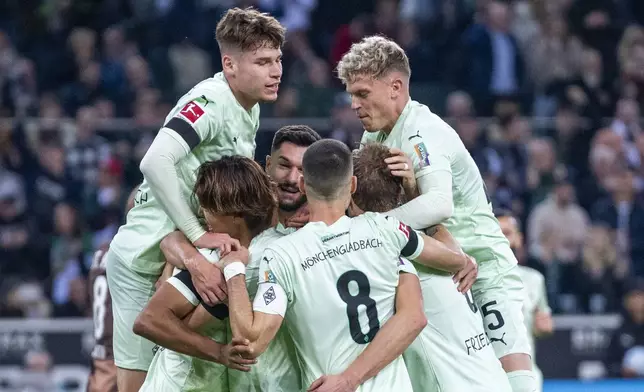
517, 265, 550, 362
228, 224, 302, 392
110, 72, 260, 275
142, 224, 300, 392
140, 316, 229, 392
256, 213, 422, 392
361, 99, 515, 276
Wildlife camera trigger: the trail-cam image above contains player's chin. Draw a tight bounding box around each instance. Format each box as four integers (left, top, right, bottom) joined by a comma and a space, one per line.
261, 87, 279, 102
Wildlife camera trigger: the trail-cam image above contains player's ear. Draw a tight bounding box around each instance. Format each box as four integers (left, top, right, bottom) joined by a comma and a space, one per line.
390, 77, 403, 99
265, 155, 272, 172
350, 176, 357, 194
298, 175, 306, 195
222, 54, 235, 75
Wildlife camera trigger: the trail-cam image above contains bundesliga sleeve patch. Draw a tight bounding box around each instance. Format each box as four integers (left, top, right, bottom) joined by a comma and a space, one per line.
398, 222, 411, 239
414, 142, 431, 167
178, 101, 205, 124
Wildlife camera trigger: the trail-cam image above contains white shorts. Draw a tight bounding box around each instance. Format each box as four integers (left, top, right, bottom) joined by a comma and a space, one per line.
105, 250, 158, 371
403, 269, 511, 392
472, 263, 531, 360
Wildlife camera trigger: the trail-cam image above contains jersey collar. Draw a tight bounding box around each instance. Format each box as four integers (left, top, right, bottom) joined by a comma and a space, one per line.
275, 222, 295, 235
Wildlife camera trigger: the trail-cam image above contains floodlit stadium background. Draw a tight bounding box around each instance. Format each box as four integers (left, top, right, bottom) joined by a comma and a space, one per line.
1, 0, 644, 391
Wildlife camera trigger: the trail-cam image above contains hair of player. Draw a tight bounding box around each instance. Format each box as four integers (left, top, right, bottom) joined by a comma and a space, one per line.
215, 7, 286, 53
353, 144, 404, 212
302, 139, 353, 201
336, 35, 411, 85
193, 156, 277, 236
271, 125, 322, 153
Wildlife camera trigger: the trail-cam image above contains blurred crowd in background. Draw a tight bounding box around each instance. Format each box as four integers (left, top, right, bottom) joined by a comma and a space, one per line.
0, 0, 643, 334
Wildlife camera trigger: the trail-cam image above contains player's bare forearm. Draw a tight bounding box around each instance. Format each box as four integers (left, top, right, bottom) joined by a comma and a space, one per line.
413, 234, 465, 273
425, 225, 461, 253
342, 273, 426, 385
226, 275, 256, 340
227, 276, 282, 357
533, 311, 554, 337
160, 230, 199, 269
133, 283, 223, 362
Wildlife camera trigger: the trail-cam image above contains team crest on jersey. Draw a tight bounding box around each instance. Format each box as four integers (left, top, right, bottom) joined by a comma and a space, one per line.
264, 269, 277, 284
177, 101, 205, 124
263, 286, 276, 305
414, 142, 430, 167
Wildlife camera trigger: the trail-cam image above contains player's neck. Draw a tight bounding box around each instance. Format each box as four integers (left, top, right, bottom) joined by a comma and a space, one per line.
227, 77, 258, 111
307, 200, 347, 226
238, 230, 253, 248
277, 209, 296, 226
381, 97, 408, 134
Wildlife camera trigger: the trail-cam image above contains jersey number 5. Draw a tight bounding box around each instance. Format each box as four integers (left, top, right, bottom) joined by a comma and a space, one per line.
337, 270, 380, 344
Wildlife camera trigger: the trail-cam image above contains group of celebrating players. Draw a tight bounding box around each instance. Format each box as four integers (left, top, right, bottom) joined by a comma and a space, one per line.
85, 7, 553, 392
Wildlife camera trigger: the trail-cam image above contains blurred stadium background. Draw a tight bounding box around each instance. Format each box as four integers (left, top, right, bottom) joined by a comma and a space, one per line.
0, 0, 643, 391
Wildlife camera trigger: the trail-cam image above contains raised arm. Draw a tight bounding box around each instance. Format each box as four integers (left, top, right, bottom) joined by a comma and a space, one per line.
310, 271, 426, 391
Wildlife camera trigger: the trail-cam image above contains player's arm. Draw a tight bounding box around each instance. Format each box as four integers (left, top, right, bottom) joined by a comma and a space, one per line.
533, 274, 553, 337
133, 271, 253, 369
331, 271, 426, 389
386, 125, 455, 230
425, 224, 461, 253
160, 230, 198, 269
139, 100, 238, 252
223, 249, 287, 358
160, 230, 228, 305
139, 123, 207, 244
386, 217, 466, 273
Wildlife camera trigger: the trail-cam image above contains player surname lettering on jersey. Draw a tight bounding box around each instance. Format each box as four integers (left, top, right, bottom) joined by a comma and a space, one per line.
300, 237, 384, 271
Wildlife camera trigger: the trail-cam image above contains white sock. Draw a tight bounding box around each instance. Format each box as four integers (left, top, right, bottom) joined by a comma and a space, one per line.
507, 370, 537, 392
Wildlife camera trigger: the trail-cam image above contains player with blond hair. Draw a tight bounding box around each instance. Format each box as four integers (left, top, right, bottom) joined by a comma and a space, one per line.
105, 8, 285, 391
337, 36, 536, 392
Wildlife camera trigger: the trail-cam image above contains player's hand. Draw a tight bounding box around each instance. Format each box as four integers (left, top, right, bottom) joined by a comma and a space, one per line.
285, 205, 310, 228
452, 255, 478, 293
307, 374, 358, 392
220, 338, 256, 371
385, 148, 419, 199
219, 247, 251, 267
185, 253, 228, 306
193, 232, 241, 256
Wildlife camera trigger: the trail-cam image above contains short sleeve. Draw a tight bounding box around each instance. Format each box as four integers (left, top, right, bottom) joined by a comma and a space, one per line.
401, 119, 454, 179
164, 95, 219, 149
167, 270, 229, 320
254, 248, 290, 317
374, 213, 424, 260
168, 270, 200, 306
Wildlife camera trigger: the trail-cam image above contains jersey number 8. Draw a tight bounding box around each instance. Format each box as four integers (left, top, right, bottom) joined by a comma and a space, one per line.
336, 270, 380, 344
92, 275, 108, 340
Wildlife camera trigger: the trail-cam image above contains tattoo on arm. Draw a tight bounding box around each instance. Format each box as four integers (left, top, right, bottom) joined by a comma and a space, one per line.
425, 225, 440, 237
